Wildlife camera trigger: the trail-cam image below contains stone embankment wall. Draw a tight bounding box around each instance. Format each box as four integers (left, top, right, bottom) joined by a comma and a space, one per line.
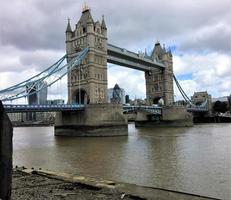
0, 100, 13, 200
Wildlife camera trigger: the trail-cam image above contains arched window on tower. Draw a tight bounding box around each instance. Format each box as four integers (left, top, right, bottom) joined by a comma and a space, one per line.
154, 84, 158, 92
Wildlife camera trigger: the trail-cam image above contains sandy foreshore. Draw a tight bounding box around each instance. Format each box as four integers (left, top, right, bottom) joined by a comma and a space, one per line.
11, 168, 221, 200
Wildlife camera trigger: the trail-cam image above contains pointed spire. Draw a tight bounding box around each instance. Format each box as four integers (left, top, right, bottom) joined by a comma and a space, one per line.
114, 83, 120, 89
66, 18, 72, 32
163, 44, 166, 52
79, 4, 94, 26
155, 40, 160, 45
144, 48, 148, 57
168, 47, 172, 57
82, 1, 90, 12
87, 13, 94, 24
101, 15, 107, 29
151, 40, 165, 59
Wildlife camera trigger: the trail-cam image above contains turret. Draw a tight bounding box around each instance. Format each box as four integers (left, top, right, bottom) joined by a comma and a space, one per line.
86, 10, 94, 33
65, 18, 73, 56
95, 20, 101, 34
78, 5, 94, 34
151, 41, 166, 61
87, 16, 94, 33
168, 48, 172, 57
66, 4, 108, 104
101, 15, 107, 36
144, 48, 148, 57
146, 41, 174, 105
65, 18, 72, 41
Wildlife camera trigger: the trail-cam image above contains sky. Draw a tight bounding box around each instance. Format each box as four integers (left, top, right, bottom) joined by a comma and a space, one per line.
0, 0, 230, 103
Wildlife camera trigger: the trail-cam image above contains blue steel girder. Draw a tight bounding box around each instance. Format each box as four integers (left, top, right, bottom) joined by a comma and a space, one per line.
123, 105, 162, 115
5, 104, 162, 115
107, 43, 165, 71
186, 99, 209, 113
4, 104, 85, 113
187, 107, 209, 113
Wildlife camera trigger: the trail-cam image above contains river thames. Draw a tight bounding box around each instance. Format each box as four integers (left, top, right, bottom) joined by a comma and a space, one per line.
13, 123, 231, 199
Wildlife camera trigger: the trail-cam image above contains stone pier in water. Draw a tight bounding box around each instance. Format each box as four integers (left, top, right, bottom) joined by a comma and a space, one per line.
55, 103, 128, 136
135, 105, 193, 127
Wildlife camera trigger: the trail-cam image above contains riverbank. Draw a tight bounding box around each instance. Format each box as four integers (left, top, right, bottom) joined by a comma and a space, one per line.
12, 167, 221, 200
12, 121, 53, 127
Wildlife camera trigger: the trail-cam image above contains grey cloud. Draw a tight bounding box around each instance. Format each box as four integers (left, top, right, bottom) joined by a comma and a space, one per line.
1, 0, 230, 53
0, 0, 77, 51
179, 22, 231, 53
0, 45, 64, 73
19, 50, 65, 71
0, 0, 231, 99
98, 0, 231, 52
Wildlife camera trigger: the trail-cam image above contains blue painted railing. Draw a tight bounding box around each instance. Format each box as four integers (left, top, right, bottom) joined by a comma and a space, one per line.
4, 104, 162, 114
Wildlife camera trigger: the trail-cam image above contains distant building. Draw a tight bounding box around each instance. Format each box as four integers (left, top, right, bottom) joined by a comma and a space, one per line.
108, 84, 125, 104
125, 95, 130, 104
174, 100, 187, 106
107, 88, 114, 103
7, 113, 25, 122
228, 95, 231, 111
129, 98, 146, 106
212, 95, 231, 113
46, 99, 65, 105
191, 91, 212, 114
8, 112, 55, 124
191, 91, 211, 106
27, 81, 47, 105
212, 96, 229, 103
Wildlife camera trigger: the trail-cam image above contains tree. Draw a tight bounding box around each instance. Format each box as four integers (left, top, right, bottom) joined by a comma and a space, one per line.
213, 101, 228, 113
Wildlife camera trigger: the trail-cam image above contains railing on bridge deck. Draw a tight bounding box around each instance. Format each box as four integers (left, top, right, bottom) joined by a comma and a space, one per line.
4, 104, 85, 113
123, 105, 162, 115
187, 107, 209, 113
186, 99, 209, 113
4, 104, 162, 115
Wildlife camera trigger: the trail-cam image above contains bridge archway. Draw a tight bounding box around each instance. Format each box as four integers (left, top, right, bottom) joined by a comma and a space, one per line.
73, 89, 88, 105
152, 97, 162, 104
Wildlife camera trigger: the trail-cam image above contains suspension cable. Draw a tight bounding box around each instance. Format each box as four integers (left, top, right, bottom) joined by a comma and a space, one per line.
0, 55, 66, 93
0, 48, 88, 102
173, 74, 193, 105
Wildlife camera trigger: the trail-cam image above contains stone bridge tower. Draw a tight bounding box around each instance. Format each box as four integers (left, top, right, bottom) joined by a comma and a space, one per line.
145, 42, 174, 105
66, 6, 107, 104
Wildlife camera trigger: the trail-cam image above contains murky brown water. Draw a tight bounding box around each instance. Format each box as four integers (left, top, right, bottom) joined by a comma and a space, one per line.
13, 123, 231, 199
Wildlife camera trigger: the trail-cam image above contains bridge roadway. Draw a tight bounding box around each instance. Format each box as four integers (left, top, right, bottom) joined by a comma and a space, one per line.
187, 107, 209, 112
107, 43, 165, 71
4, 104, 162, 115
4, 104, 209, 114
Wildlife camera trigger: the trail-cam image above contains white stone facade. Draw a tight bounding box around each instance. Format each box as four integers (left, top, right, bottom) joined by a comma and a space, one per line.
66, 8, 108, 104
145, 42, 174, 105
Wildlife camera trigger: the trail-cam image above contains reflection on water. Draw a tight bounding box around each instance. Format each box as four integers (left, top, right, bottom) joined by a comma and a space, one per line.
13, 123, 231, 199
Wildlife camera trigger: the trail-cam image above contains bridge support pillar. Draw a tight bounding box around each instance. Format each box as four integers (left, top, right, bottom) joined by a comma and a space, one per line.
135, 106, 193, 127
135, 111, 161, 127
55, 103, 128, 136
162, 106, 193, 126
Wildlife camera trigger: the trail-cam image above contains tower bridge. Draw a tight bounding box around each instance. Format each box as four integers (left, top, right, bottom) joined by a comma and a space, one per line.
0, 7, 174, 107
66, 7, 174, 106
0, 6, 199, 135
